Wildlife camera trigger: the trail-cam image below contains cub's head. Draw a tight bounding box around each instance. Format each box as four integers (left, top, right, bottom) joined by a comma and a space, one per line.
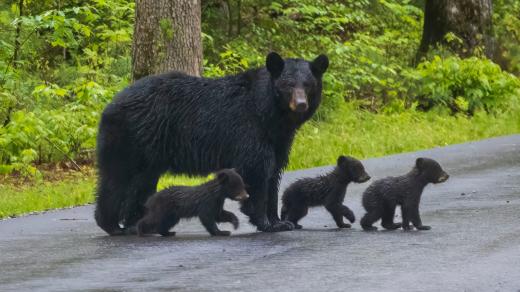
216, 169, 249, 201
266, 52, 329, 119
337, 155, 371, 183
415, 158, 449, 184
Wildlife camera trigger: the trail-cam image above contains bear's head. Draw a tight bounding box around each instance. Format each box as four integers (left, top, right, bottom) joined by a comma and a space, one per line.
337, 155, 371, 183
266, 52, 328, 118
216, 169, 249, 201
415, 157, 449, 184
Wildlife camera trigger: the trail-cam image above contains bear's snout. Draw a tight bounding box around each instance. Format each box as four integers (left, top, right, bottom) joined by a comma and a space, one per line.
290, 88, 308, 113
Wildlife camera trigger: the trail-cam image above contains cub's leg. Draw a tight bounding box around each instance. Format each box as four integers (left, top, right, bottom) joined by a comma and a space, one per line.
360, 206, 383, 231
285, 204, 308, 229
200, 213, 230, 236
136, 216, 156, 236
157, 214, 179, 237
217, 210, 240, 230
326, 204, 351, 228
403, 201, 430, 231
340, 205, 356, 223
381, 201, 402, 230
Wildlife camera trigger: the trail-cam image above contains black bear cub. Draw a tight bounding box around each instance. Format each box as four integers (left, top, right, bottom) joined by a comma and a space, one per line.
281, 156, 371, 229
360, 157, 449, 231
137, 169, 248, 237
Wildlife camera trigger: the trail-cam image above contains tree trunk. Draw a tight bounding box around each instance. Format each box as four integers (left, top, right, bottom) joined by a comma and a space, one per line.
13, 0, 24, 68
132, 0, 202, 81
416, 0, 493, 63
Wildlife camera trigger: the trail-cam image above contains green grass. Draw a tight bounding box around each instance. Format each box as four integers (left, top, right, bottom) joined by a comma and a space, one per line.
0, 174, 209, 219
0, 176, 95, 218
1, 104, 519, 219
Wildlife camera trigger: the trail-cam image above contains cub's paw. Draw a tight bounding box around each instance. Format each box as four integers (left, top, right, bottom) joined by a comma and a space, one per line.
294, 224, 303, 229
345, 212, 356, 223
338, 223, 352, 228
212, 230, 231, 236
262, 221, 294, 232
160, 231, 176, 237
402, 224, 412, 231
382, 223, 402, 230
362, 226, 378, 231
416, 225, 431, 231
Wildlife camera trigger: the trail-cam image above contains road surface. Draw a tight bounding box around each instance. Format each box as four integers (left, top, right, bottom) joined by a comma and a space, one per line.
1, 135, 519, 291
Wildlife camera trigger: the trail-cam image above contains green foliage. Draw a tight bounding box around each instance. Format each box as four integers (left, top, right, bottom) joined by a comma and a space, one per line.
0, 0, 519, 180
409, 56, 520, 114
0, 172, 208, 219
0, 0, 132, 177
494, 0, 520, 75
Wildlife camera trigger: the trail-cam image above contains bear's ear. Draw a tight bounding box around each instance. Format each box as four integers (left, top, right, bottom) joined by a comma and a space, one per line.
337, 155, 347, 166
266, 52, 285, 78
311, 54, 329, 77
217, 171, 229, 183
415, 158, 425, 170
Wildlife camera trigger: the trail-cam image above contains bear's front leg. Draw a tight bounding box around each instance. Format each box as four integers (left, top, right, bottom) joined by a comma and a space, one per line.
240, 166, 292, 232
267, 173, 294, 231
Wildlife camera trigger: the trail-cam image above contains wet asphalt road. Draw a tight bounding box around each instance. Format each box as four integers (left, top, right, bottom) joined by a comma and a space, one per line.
1, 135, 519, 292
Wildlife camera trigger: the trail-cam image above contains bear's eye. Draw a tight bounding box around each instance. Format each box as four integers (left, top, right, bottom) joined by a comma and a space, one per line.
278, 78, 296, 88
303, 81, 314, 88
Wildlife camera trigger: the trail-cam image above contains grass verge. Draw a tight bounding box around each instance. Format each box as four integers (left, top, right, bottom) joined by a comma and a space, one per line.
1, 103, 519, 219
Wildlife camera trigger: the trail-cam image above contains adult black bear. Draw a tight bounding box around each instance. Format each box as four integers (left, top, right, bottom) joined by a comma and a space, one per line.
360, 157, 449, 231
137, 169, 248, 237
95, 52, 329, 235
281, 156, 370, 229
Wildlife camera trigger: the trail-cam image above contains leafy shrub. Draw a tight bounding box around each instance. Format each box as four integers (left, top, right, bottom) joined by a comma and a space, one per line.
409, 56, 520, 114
493, 0, 520, 75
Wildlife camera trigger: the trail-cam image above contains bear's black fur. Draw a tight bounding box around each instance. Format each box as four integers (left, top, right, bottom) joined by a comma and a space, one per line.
360, 157, 449, 231
136, 169, 248, 236
281, 156, 371, 229
95, 52, 329, 235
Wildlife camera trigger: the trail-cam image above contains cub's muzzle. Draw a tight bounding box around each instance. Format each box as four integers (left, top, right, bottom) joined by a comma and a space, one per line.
437, 172, 449, 183
358, 174, 371, 183
235, 190, 249, 201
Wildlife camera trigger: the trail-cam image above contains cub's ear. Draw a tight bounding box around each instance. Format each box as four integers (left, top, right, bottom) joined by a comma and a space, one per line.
337, 155, 347, 166
415, 158, 425, 170
217, 171, 229, 183
266, 52, 285, 79
311, 54, 329, 77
